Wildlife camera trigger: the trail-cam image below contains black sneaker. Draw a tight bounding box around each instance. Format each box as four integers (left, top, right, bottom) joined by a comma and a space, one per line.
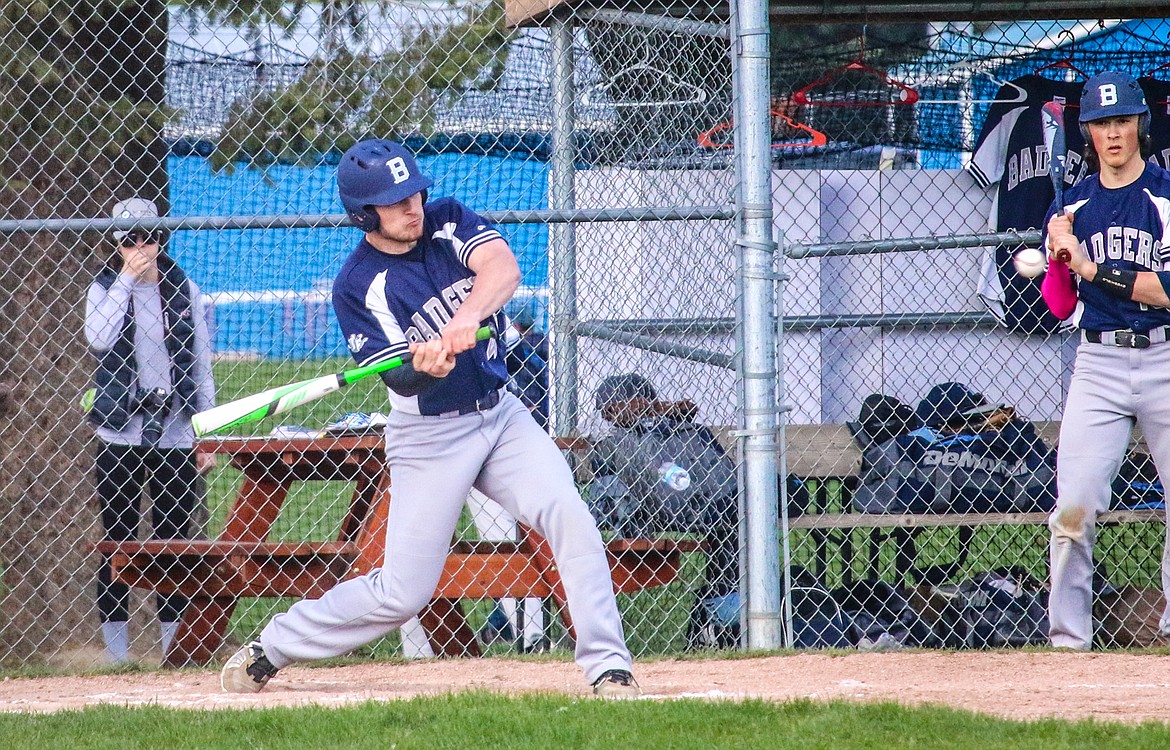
591, 668, 640, 699
220, 640, 279, 693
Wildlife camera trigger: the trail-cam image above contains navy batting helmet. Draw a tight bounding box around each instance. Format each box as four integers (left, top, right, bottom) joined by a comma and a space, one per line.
1079, 71, 1150, 140
337, 139, 433, 232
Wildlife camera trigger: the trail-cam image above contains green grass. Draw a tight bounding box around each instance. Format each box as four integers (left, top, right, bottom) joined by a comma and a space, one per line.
0, 695, 1167, 750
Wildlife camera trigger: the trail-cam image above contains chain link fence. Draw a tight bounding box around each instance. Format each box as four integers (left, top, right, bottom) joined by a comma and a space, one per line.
0, 3, 1168, 669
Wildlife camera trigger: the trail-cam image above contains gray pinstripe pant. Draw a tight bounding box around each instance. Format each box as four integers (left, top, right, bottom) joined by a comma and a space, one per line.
1049, 341, 1170, 648
260, 392, 632, 683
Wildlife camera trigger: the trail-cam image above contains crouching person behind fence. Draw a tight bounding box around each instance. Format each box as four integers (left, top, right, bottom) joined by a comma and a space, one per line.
84, 198, 216, 663
585, 374, 740, 648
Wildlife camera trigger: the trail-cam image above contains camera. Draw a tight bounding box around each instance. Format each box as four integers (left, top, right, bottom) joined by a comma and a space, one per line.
135, 387, 170, 447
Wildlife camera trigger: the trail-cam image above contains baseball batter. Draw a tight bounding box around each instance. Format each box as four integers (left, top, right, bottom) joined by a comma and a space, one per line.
1041, 72, 1170, 649
220, 139, 639, 697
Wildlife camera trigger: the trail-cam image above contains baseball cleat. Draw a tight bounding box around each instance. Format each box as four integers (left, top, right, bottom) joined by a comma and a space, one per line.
591, 669, 641, 699
220, 640, 279, 693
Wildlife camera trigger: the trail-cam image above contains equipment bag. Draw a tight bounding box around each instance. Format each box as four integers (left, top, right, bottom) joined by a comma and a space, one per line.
834, 578, 940, 648
931, 568, 1049, 648
1110, 451, 1165, 510
851, 423, 1056, 515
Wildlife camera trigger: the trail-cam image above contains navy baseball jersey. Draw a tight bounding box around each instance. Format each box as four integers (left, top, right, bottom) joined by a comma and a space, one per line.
970, 75, 1087, 334
1042, 163, 1170, 332
332, 197, 509, 416
1139, 77, 1170, 170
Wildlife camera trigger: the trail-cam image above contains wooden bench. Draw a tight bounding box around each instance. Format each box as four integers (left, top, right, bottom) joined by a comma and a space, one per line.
781, 423, 1165, 584
99, 433, 701, 666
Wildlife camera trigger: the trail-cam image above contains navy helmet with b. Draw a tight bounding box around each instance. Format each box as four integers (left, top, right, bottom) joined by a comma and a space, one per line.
1079, 71, 1150, 138
337, 139, 433, 232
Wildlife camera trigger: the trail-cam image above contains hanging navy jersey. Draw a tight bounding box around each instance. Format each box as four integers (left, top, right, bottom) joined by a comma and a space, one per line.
969, 75, 1087, 335
1041, 163, 1170, 333
1139, 77, 1170, 170
332, 197, 509, 416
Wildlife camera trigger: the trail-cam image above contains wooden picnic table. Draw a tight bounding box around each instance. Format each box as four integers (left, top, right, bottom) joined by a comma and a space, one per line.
97, 432, 700, 666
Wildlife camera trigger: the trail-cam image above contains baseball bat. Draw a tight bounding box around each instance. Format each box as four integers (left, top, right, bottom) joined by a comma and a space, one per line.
1040, 100, 1072, 263
192, 325, 494, 437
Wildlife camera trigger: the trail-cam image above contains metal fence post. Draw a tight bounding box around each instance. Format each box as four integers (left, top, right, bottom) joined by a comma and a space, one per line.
733, 0, 782, 650
549, 16, 580, 435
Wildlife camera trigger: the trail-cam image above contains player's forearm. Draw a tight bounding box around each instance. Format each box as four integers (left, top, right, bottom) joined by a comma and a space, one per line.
381, 364, 440, 396
1078, 262, 1170, 308
1135, 273, 1170, 307
1040, 259, 1077, 319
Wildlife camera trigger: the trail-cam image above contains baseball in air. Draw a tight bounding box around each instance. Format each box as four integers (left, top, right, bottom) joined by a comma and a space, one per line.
1013, 247, 1047, 279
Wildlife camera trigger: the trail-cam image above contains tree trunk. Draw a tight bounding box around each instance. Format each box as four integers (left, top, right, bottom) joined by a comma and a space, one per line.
0, 0, 168, 664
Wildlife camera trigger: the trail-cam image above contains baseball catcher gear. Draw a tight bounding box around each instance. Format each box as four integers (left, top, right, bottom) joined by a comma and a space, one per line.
338, 139, 433, 232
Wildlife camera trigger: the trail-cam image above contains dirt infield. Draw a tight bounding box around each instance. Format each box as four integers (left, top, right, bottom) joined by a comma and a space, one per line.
4, 652, 1170, 722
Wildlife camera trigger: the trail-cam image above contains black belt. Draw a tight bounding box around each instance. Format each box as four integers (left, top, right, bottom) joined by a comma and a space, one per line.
1082, 326, 1170, 349
445, 388, 502, 417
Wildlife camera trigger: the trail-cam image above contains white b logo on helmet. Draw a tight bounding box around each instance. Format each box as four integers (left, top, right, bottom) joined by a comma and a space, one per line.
1099, 84, 1118, 107
386, 157, 411, 184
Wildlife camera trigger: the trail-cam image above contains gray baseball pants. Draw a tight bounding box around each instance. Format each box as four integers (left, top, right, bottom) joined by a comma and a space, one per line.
1049, 341, 1170, 648
259, 392, 632, 683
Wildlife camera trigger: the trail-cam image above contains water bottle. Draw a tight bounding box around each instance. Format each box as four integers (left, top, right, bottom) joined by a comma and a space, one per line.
657, 461, 691, 491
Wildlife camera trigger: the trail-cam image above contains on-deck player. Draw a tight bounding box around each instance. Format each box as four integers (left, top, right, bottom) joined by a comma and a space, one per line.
220, 139, 640, 697
1041, 71, 1170, 649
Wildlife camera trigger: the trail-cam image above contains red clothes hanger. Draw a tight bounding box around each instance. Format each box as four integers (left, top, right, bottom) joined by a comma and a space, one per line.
1034, 30, 1088, 80
1147, 60, 1170, 78
792, 36, 919, 107
1034, 57, 1089, 80
698, 110, 828, 149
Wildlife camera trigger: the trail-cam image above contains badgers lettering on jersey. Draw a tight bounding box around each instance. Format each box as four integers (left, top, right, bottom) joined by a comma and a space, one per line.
1082, 227, 1163, 268
405, 277, 476, 342
1007, 146, 1088, 191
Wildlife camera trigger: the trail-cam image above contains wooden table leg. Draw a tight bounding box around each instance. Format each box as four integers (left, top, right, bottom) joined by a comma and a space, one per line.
164, 596, 238, 667
519, 524, 572, 638
165, 473, 290, 666
419, 599, 482, 657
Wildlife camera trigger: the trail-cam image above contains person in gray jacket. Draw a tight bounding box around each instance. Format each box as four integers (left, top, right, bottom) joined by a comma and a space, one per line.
85, 197, 216, 663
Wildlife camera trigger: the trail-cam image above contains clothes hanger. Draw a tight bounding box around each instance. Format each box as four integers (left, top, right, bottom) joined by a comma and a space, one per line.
697, 110, 828, 149
1146, 60, 1170, 79
792, 33, 919, 107
1033, 30, 1088, 80
1143, 61, 1170, 107
910, 64, 1029, 105
581, 37, 707, 108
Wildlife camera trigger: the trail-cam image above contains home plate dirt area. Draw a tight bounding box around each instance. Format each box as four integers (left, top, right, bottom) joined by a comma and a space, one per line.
4, 652, 1169, 723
